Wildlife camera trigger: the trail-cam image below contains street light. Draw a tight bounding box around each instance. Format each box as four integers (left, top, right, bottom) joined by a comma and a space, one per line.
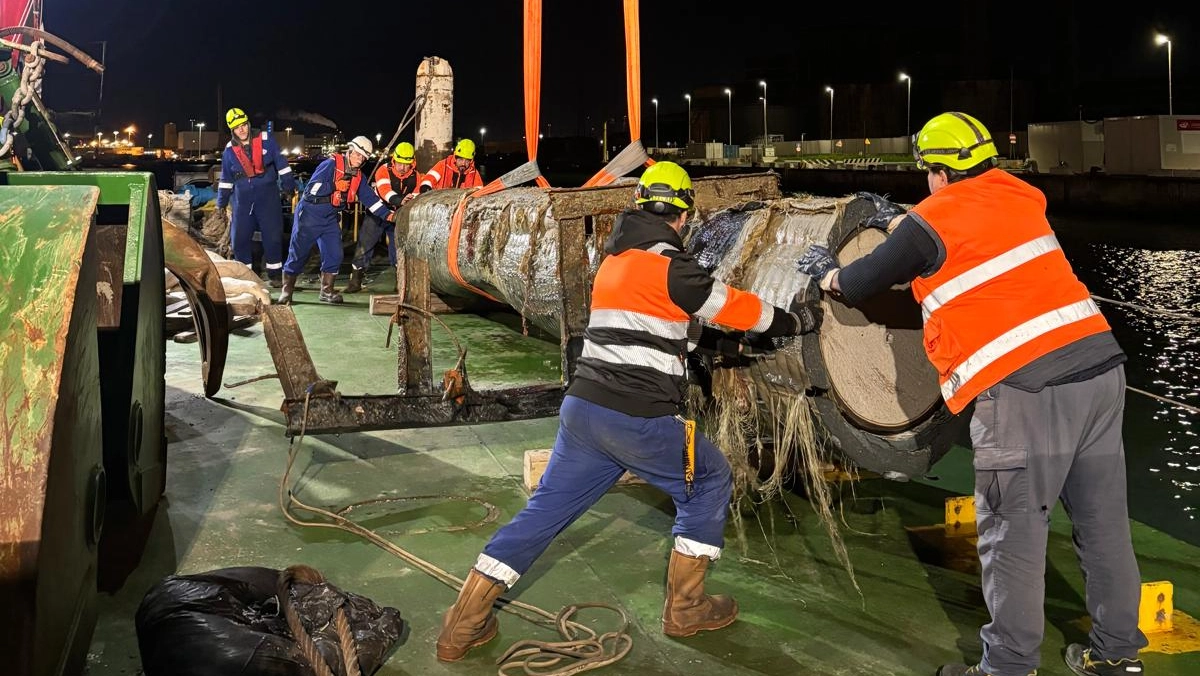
196, 122, 205, 158
684, 94, 692, 145
723, 88, 732, 145
1155, 33, 1173, 115
285, 127, 293, 146
479, 126, 486, 154
825, 87, 834, 153
651, 97, 659, 149
759, 80, 767, 147
899, 72, 912, 139
147, 133, 153, 148
375, 132, 382, 146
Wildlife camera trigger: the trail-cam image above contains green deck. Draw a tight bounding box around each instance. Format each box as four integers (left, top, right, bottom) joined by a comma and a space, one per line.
84, 268, 1199, 675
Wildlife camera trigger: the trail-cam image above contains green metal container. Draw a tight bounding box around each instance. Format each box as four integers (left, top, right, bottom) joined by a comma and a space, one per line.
0, 184, 106, 675
5, 172, 167, 516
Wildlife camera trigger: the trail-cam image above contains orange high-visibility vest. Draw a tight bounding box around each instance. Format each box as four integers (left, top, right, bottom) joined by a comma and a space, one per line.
909, 169, 1110, 413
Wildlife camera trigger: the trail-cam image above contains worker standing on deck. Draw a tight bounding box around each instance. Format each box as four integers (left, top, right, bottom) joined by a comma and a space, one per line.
797, 112, 1147, 676
416, 138, 482, 193
345, 142, 422, 294
216, 107, 296, 288
436, 161, 824, 662
279, 136, 374, 305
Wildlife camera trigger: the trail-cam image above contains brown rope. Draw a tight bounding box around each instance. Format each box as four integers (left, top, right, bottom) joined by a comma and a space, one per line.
277, 564, 362, 676
280, 393, 635, 676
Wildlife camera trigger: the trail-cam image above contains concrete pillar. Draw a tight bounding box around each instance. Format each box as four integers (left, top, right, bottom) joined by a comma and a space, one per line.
415, 56, 453, 173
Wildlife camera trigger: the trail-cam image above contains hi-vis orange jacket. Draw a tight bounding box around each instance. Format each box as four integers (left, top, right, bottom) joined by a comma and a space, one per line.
417, 155, 483, 192
909, 169, 1110, 413
372, 162, 422, 222
568, 209, 798, 417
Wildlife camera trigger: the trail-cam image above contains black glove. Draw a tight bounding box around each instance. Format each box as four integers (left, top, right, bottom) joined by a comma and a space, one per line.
787, 300, 824, 335
386, 193, 405, 209
797, 244, 839, 290
740, 333, 781, 358
856, 191, 906, 231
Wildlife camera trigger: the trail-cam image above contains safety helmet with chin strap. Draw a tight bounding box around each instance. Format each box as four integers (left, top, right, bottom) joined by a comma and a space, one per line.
912, 112, 998, 172
347, 136, 374, 159
635, 161, 695, 214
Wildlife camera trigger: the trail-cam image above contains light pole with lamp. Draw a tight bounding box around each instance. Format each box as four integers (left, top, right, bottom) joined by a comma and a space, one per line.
1155, 33, 1173, 115
723, 88, 732, 145
124, 125, 135, 144
375, 132, 382, 148
899, 72, 912, 140
684, 93, 692, 145
147, 133, 153, 148
479, 127, 486, 154
285, 127, 293, 146
758, 80, 767, 146
825, 87, 834, 153
651, 97, 659, 150
196, 122, 205, 158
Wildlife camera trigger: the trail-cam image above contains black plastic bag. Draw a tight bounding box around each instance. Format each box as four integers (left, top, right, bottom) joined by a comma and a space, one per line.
136, 566, 405, 676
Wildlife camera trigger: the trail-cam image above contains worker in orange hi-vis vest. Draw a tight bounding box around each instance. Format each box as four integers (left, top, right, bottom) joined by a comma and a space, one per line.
798, 112, 1146, 676
345, 142, 423, 294
416, 138, 483, 193
434, 161, 823, 663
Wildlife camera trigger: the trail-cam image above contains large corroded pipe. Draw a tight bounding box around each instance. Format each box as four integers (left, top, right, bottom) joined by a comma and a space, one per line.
399, 176, 966, 478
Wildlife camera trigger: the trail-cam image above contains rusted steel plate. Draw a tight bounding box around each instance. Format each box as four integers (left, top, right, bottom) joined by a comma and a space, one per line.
262, 305, 334, 401
282, 385, 565, 436
162, 220, 230, 397
0, 184, 105, 676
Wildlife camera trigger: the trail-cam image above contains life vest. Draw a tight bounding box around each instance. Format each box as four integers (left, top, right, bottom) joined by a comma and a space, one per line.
334, 152, 362, 207
230, 133, 265, 180
420, 156, 481, 191
909, 169, 1110, 413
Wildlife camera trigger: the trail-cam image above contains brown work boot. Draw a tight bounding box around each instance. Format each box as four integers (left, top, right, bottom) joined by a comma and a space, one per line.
662, 549, 738, 637
345, 267, 364, 294
319, 272, 343, 304
436, 569, 506, 662
277, 273, 298, 305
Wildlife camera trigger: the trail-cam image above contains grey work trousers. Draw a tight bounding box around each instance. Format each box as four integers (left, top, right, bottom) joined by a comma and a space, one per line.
972, 365, 1147, 676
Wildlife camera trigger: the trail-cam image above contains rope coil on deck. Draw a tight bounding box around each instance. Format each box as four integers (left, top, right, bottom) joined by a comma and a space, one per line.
279, 392, 636, 675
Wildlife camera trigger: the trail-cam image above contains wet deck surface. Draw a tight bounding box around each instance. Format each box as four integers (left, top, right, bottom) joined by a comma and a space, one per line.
85, 268, 1200, 675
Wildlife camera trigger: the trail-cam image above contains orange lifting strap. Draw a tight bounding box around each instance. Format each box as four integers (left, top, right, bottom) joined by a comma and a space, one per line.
524, 0, 552, 189
583, 0, 654, 187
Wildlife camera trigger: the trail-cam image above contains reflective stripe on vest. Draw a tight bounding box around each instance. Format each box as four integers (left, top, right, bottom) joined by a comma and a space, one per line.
580, 340, 685, 376
588, 309, 689, 340
920, 233, 1060, 319
940, 297, 1102, 401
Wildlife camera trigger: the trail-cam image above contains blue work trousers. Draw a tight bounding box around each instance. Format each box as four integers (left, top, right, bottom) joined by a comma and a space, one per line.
483, 395, 733, 577
351, 212, 396, 270
283, 208, 342, 275
229, 185, 284, 271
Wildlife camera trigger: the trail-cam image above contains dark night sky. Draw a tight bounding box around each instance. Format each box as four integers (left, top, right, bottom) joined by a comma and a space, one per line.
40, 1, 1198, 144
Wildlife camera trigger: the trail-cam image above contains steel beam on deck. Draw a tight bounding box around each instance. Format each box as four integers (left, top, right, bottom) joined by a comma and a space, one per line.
281, 384, 565, 436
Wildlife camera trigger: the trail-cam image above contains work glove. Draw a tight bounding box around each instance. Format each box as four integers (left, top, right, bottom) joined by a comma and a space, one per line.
787, 299, 824, 335
797, 244, 839, 291
855, 191, 906, 231
740, 333, 782, 358
387, 193, 405, 209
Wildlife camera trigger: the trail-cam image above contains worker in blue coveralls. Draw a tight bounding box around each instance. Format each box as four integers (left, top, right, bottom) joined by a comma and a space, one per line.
278, 135, 374, 305
216, 107, 295, 289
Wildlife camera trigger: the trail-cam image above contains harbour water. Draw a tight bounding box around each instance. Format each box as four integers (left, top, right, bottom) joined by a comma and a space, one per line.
1051, 215, 1199, 545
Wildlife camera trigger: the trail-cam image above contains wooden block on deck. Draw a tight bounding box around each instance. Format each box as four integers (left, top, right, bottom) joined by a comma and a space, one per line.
369, 293, 456, 316
522, 449, 645, 492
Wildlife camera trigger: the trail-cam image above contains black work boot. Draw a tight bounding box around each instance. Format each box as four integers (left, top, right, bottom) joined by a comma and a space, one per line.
345, 267, 364, 294
937, 664, 1036, 676
277, 273, 298, 305
1065, 644, 1144, 676
319, 272, 343, 304
267, 271, 283, 288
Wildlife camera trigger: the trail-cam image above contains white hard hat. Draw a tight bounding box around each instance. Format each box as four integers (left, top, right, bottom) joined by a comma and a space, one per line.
347, 135, 374, 158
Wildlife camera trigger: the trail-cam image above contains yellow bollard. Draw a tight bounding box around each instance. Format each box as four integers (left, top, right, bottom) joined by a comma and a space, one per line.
1140, 581, 1174, 634
944, 495, 976, 537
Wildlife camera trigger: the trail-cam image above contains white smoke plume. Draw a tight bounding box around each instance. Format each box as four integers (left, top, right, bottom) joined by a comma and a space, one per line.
275, 109, 338, 130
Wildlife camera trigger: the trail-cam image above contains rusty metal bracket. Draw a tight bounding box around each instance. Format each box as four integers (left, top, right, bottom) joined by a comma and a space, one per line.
282, 384, 564, 436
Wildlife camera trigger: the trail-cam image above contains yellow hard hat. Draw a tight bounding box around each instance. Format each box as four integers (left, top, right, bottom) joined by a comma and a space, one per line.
635, 161, 695, 213
392, 142, 415, 164
225, 107, 249, 130
453, 138, 476, 160
912, 112, 998, 171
